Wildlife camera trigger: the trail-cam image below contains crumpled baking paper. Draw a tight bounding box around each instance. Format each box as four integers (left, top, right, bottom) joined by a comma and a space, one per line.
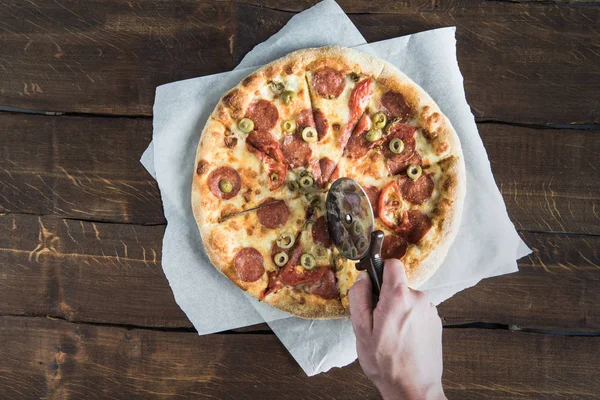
141, 0, 531, 376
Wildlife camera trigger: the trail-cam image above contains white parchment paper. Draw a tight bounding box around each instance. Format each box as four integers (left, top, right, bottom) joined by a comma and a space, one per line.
141, 0, 530, 376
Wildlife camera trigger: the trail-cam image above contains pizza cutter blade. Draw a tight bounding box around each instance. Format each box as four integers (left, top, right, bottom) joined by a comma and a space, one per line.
326, 178, 385, 301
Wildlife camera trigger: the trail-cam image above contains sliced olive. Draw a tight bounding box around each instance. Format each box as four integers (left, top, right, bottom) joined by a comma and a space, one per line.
313, 245, 327, 260
352, 220, 364, 236
218, 179, 233, 193
350, 247, 358, 259
276, 232, 295, 249
309, 194, 321, 208
270, 81, 284, 94
349, 72, 360, 82
281, 90, 296, 105
282, 119, 297, 133
300, 253, 316, 270
274, 252, 289, 267
270, 172, 279, 183
299, 175, 314, 188
365, 129, 383, 142
357, 236, 369, 253
288, 180, 300, 191
299, 169, 312, 177
301, 127, 318, 143
407, 164, 423, 181
372, 112, 387, 129
341, 240, 352, 256
389, 138, 405, 154
238, 118, 254, 133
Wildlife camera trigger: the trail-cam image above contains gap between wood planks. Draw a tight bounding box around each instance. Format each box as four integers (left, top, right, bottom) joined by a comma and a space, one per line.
1, 107, 599, 130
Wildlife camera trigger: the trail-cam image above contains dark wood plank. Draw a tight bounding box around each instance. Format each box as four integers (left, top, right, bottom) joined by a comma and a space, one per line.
2, 214, 599, 331
1, 316, 598, 399
3, 113, 598, 233
0, 113, 164, 224
0, 1, 598, 125
480, 123, 600, 236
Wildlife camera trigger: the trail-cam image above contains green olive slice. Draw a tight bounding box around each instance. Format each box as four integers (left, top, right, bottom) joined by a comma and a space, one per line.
300, 253, 316, 270
313, 245, 328, 260
288, 180, 300, 191
274, 252, 289, 267
356, 236, 369, 253
270, 172, 279, 183
238, 118, 254, 133
365, 129, 383, 142
281, 90, 296, 105
352, 220, 364, 236
372, 112, 387, 129
276, 232, 295, 249
270, 81, 284, 94
350, 247, 358, 259
301, 127, 318, 142
407, 164, 423, 181
218, 179, 233, 193
308, 194, 321, 208
349, 72, 360, 82
389, 138, 405, 154
282, 119, 297, 133
299, 175, 314, 188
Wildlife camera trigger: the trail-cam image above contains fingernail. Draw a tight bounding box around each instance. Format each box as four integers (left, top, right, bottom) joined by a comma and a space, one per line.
356, 271, 368, 282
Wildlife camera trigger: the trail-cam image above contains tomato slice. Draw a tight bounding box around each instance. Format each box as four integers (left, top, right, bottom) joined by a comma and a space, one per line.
378, 181, 412, 234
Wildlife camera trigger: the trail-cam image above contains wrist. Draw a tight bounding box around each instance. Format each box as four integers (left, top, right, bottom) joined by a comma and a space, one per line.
377, 381, 445, 400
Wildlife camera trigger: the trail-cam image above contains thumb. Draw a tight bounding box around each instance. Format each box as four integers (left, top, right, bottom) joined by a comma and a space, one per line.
349, 271, 373, 334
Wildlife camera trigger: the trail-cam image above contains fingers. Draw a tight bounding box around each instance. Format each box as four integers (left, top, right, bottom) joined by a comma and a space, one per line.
349, 271, 373, 334
381, 258, 408, 293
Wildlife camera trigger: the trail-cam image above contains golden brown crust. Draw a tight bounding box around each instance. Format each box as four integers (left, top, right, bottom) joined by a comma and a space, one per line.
193, 46, 466, 319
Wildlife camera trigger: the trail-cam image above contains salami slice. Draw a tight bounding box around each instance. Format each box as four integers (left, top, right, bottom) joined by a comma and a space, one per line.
397, 174, 434, 204
312, 216, 333, 248
313, 109, 329, 140
280, 133, 312, 169
328, 165, 340, 183
306, 268, 338, 299
382, 124, 416, 162
262, 271, 283, 299
346, 113, 377, 159
233, 247, 265, 282
362, 185, 380, 215
279, 265, 326, 287
245, 99, 279, 131
297, 108, 315, 129
317, 157, 336, 186
381, 91, 411, 122
257, 198, 290, 229
339, 79, 374, 149
406, 210, 432, 244
387, 152, 422, 176
381, 234, 408, 260
207, 166, 241, 200
247, 130, 284, 162
312, 67, 346, 98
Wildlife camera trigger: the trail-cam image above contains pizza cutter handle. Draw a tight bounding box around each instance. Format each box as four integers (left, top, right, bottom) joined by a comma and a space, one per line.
358, 230, 385, 303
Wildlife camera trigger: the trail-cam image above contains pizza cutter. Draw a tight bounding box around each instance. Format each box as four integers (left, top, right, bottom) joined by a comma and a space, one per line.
326, 178, 385, 303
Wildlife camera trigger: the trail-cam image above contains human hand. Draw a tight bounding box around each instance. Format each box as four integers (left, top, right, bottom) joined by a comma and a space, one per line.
349, 259, 446, 400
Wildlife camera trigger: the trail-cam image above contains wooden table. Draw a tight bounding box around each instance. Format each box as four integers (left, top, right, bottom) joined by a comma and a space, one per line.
1, 1, 598, 398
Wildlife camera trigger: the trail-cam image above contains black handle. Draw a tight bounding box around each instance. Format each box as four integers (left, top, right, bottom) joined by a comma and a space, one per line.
357, 230, 385, 305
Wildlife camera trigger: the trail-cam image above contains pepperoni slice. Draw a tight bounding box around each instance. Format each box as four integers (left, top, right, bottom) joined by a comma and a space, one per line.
233, 247, 265, 282
387, 152, 422, 176
317, 157, 336, 186
207, 166, 241, 200
346, 113, 378, 159
262, 271, 283, 299
381, 91, 411, 122
279, 265, 326, 286
306, 268, 338, 299
378, 181, 411, 233
245, 99, 279, 131
312, 67, 346, 99
281, 133, 312, 169
328, 165, 340, 183
263, 157, 287, 190
339, 79, 374, 149
297, 108, 315, 130
362, 185, 380, 215
247, 130, 284, 162
313, 109, 329, 140
382, 124, 416, 162
406, 210, 432, 244
312, 216, 333, 248
271, 242, 303, 267
257, 198, 290, 229
397, 174, 434, 204
381, 234, 408, 260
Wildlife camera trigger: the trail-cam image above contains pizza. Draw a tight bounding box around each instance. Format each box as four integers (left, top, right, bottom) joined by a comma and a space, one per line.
192, 46, 466, 319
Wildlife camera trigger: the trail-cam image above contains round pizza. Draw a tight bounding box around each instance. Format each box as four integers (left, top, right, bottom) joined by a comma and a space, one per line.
192, 46, 466, 319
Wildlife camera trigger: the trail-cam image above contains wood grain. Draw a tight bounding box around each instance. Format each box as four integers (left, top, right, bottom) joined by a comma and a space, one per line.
2, 214, 598, 331
1, 316, 598, 399
0, 1, 598, 125
2, 113, 598, 233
